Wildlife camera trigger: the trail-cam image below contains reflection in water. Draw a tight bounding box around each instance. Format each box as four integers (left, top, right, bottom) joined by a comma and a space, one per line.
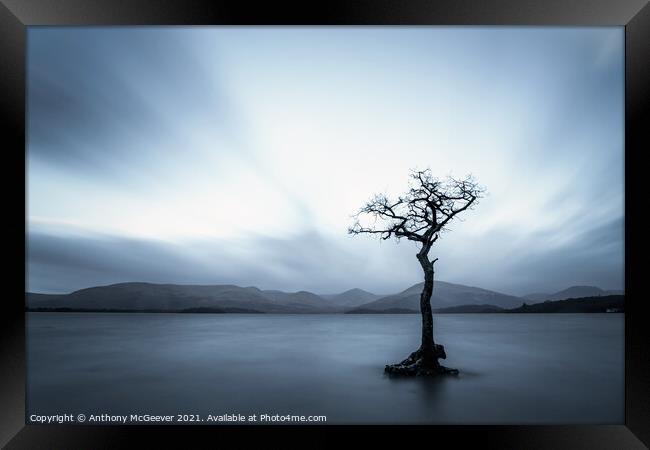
27, 313, 624, 424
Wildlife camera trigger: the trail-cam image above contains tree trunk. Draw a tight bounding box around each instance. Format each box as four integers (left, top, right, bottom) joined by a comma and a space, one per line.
383, 252, 458, 376
417, 256, 436, 363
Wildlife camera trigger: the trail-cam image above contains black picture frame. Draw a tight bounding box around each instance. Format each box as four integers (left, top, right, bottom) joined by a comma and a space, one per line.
1, 0, 648, 448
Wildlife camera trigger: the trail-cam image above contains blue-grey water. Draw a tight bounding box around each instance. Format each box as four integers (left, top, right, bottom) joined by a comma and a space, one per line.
27, 313, 624, 424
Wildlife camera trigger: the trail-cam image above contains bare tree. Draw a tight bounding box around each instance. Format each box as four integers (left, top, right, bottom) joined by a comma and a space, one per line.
349, 169, 484, 376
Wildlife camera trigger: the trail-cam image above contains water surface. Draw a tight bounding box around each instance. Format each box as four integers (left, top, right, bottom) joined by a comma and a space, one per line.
27, 313, 624, 424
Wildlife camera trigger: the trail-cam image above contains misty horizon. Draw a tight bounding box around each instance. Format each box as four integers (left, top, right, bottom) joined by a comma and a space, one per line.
26, 277, 623, 299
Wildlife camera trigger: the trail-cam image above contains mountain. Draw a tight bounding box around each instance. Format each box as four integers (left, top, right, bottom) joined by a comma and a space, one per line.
347, 304, 507, 314
346, 295, 625, 314
349, 281, 524, 313
433, 304, 505, 314
522, 292, 551, 302
346, 307, 416, 314
320, 288, 381, 308
27, 281, 623, 315
510, 295, 624, 313
26, 282, 342, 314
523, 286, 625, 303
257, 289, 341, 312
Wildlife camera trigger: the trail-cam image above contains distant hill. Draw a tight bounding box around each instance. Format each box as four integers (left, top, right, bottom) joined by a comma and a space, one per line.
27, 306, 265, 314
255, 288, 339, 312
26, 282, 343, 314
346, 307, 416, 314
349, 281, 524, 313
321, 288, 381, 308
346, 296, 624, 314
26, 282, 625, 315
523, 286, 624, 303
434, 304, 505, 314
347, 304, 507, 314
522, 292, 551, 302
510, 295, 624, 313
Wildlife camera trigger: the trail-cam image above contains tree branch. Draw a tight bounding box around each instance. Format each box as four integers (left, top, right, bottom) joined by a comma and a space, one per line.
349, 169, 484, 254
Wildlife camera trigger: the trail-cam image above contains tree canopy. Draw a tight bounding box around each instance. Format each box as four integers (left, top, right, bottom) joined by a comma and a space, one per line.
348, 169, 484, 256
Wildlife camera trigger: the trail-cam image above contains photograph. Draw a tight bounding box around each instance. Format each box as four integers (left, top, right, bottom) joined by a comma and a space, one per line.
25, 26, 625, 426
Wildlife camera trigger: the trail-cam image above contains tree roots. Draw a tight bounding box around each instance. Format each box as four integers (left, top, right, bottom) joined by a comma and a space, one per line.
384, 345, 459, 377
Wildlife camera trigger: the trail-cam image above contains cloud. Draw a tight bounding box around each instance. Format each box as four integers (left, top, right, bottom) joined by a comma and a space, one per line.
26, 224, 417, 294
27, 216, 623, 296
26, 27, 625, 295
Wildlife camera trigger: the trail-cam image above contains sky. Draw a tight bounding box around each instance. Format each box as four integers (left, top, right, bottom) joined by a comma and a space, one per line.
26, 26, 625, 296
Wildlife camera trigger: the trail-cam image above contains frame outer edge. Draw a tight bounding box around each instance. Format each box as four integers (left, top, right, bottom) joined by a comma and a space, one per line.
0, 1, 27, 448
0, 0, 647, 448
625, 2, 650, 447
0, 0, 648, 25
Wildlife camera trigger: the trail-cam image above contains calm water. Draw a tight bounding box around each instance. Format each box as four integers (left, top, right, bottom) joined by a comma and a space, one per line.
27, 313, 624, 424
